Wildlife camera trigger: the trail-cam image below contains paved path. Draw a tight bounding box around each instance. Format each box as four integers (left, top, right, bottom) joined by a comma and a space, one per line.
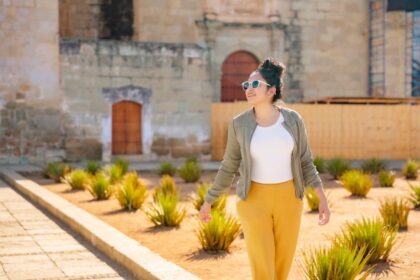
0, 179, 134, 280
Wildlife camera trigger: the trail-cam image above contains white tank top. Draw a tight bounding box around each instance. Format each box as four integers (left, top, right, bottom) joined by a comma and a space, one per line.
250, 112, 294, 183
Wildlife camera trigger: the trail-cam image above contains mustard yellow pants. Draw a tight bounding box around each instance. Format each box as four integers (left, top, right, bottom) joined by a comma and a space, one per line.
236, 179, 303, 280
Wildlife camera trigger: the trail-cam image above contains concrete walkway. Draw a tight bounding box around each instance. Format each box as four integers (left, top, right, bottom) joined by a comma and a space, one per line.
0, 179, 134, 280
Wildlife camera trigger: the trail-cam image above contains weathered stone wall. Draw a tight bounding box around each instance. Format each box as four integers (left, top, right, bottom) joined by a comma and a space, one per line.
0, 0, 64, 164
60, 39, 212, 161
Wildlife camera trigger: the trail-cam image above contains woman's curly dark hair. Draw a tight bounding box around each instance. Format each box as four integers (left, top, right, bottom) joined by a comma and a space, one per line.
255, 57, 286, 103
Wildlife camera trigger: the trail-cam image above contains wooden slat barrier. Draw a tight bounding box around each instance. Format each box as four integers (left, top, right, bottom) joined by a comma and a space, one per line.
211, 102, 420, 161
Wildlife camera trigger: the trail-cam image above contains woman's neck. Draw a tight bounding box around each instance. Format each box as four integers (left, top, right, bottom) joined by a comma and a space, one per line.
253, 103, 279, 120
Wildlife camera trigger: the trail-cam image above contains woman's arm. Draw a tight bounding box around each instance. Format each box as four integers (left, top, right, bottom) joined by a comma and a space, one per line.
204, 119, 242, 205
297, 116, 323, 190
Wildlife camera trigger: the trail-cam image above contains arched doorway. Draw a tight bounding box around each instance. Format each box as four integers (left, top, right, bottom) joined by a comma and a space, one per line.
112, 101, 142, 155
221, 51, 260, 102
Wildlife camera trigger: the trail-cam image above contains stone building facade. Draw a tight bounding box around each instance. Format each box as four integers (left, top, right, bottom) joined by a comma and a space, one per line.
0, 0, 409, 164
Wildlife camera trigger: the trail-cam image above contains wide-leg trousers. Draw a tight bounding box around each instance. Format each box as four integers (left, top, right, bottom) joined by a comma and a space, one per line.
236, 179, 304, 280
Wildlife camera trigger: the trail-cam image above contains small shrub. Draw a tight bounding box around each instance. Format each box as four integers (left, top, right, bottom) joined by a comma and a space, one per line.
158, 161, 177, 176
103, 164, 125, 184
152, 175, 178, 201
304, 186, 334, 212
143, 191, 187, 227
361, 158, 387, 174
340, 170, 373, 197
300, 243, 373, 280
327, 157, 351, 179
408, 182, 420, 209
178, 160, 201, 183
379, 197, 411, 231
194, 209, 241, 253
114, 158, 129, 174
62, 169, 90, 190
191, 182, 227, 212
313, 156, 327, 173
117, 172, 149, 211
85, 160, 102, 175
87, 172, 113, 200
402, 160, 418, 180
378, 170, 395, 187
331, 216, 397, 264
43, 162, 72, 182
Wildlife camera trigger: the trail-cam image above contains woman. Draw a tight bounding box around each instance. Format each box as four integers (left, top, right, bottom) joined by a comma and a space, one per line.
199, 58, 331, 280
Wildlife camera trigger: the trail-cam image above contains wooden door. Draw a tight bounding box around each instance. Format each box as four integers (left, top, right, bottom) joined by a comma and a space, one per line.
221, 51, 259, 102
112, 101, 142, 155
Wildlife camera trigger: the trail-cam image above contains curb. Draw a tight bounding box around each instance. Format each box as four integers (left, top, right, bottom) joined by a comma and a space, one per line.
0, 168, 201, 280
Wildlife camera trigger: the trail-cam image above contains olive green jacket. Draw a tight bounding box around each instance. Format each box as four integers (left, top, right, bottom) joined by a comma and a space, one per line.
204, 105, 323, 205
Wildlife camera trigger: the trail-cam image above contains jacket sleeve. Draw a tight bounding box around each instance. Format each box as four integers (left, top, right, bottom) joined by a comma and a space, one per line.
204, 119, 242, 205
297, 115, 323, 189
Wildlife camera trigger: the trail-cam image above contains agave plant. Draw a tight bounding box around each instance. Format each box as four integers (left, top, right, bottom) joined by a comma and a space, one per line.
152, 175, 178, 201
330, 216, 397, 264
340, 170, 373, 197
114, 158, 129, 174
379, 197, 411, 231
117, 172, 149, 211
143, 191, 187, 227
87, 172, 113, 200
85, 160, 102, 175
190, 182, 227, 212
43, 162, 72, 182
158, 161, 177, 176
304, 186, 334, 212
194, 209, 241, 253
402, 160, 418, 180
300, 243, 373, 280
178, 159, 201, 183
61, 169, 90, 190
407, 182, 420, 209
103, 163, 125, 184
378, 170, 395, 187
361, 158, 387, 174
327, 157, 351, 179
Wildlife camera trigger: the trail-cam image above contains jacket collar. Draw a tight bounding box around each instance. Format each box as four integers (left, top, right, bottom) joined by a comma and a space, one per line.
244, 104, 291, 127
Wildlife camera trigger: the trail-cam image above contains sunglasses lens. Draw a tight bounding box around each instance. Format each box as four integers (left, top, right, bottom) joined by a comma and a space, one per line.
242, 82, 249, 90
251, 80, 260, 88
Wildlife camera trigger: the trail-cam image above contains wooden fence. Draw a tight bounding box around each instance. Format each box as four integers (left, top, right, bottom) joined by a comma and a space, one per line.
211, 102, 420, 161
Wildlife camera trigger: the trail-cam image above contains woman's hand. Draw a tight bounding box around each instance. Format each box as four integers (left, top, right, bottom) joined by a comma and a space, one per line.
318, 195, 330, 225
199, 202, 212, 223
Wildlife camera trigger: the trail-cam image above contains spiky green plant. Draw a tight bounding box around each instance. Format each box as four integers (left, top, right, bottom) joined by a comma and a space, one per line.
103, 164, 125, 184
313, 156, 327, 173
340, 170, 373, 197
43, 162, 72, 182
85, 160, 102, 175
402, 160, 418, 180
158, 161, 177, 176
408, 182, 420, 209
300, 243, 373, 280
114, 158, 129, 174
143, 192, 187, 227
190, 182, 227, 212
379, 197, 411, 231
378, 170, 395, 187
194, 209, 241, 253
331, 216, 397, 264
304, 186, 334, 212
87, 172, 113, 200
361, 158, 387, 174
178, 160, 201, 183
62, 169, 90, 190
152, 175, 178, 201
327, 157, 351, 179
117, 172, 149, 211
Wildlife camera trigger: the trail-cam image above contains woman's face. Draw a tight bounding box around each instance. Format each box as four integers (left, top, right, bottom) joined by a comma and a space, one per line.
243, 71, 275, 105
